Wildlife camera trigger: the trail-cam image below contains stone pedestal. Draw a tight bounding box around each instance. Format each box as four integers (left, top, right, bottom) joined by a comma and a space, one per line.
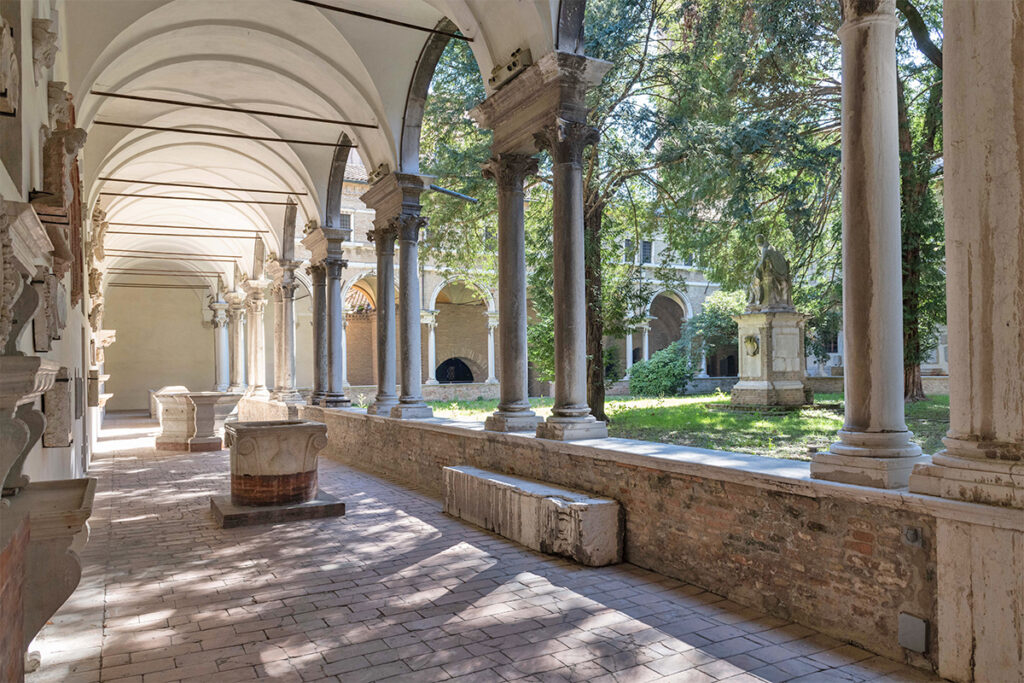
154, 391, 192, 451
225, 420, 328, 506
213, 419, 343, 527
186, 392, 242, 452
730, 310, 809, 408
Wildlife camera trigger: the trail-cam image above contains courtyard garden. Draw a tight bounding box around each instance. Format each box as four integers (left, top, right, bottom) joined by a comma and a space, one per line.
427, 393, 950, 461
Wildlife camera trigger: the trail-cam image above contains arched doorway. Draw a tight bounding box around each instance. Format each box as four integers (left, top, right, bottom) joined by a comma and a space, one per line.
436, 358, 474, 384
648, 292, 687, 355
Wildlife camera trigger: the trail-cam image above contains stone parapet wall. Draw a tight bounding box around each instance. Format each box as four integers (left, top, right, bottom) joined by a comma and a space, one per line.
236, 397, 941, 673
341, 382, 500, 406
606, 377, 738, 396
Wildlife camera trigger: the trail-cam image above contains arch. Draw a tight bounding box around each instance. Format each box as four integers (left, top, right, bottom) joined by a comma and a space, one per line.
399, 18, 459, 175
436, 357, 475, 384
324, 135, 352, 228
645, 288, 691, 319
428, 277, 495, 312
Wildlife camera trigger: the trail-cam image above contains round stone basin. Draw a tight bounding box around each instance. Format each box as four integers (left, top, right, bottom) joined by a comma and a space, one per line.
225, 420, 328, 506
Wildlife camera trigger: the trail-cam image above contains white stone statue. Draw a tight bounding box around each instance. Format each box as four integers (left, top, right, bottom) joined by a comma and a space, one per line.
747, 234, 793, 312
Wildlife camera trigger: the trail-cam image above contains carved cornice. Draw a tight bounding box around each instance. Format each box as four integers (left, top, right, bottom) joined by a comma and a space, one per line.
534, 118, 599, 165
482, 154, 538, 191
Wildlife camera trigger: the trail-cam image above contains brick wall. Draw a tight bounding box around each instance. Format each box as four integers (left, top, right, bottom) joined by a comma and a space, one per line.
0, 517, 28, 682
250, 402, 939, 673
434, 302, 491, 381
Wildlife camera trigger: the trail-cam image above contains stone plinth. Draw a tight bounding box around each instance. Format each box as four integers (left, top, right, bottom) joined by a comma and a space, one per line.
150, 385, 187, 419
730, 310, 809, 408
154, 391, 192, 451
443, 466, 622, 566
187, 392, 242, 452
225, 420, 328, 506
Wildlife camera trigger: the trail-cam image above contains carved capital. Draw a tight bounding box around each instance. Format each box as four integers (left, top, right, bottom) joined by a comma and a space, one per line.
246, 296, 266, 316
367, 223, 399, 250
534, 118, 598, 165
390, 214, 428, 243
307, 263, 326, 286
324, 256, 347, 280
482, 154, 538, 191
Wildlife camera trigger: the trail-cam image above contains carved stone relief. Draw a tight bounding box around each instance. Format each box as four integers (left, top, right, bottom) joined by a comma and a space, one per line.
42, 367, 71, 448
0, 15, 18, 116
31, 19, 57, 86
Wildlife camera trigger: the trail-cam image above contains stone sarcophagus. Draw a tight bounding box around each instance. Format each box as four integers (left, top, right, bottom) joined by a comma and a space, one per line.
225, 420, 328, 506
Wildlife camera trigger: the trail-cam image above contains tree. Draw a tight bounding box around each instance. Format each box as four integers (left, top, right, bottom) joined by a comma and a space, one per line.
681, 289, 747, 361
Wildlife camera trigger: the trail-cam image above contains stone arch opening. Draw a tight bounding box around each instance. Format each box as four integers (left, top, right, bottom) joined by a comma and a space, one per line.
648, 292, 686, 356
436, 357, 475, 384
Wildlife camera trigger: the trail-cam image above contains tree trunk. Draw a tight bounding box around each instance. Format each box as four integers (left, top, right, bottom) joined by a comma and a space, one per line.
585, 198, 608, 422
897, 77, 927, 402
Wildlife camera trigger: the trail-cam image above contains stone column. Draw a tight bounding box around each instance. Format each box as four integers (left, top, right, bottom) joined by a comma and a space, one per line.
390, 216, 432, 419
323, 256, 351, 407
641, 323, 650, 362
624, 329, 633, 379
243, 281, 270, 399
271, 262, 302, 403
698, 353, 709, 378
535, 119, 607, 440
340, 314, 348, 388
225, 294, 246, 391
308, 264, 328, 405
366, 224, 399, 415
210, 302, 230, 391
423, 310, 438, 385
485, 313, 499, 384
482, 155, 539, 430
809, 0, 923, 488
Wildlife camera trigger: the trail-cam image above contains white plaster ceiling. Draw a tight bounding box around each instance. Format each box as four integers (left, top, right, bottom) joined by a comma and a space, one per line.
63, 0, 559, 293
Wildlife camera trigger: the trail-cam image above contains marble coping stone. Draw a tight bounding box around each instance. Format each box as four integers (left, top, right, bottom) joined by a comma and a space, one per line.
442, 465, 623, 567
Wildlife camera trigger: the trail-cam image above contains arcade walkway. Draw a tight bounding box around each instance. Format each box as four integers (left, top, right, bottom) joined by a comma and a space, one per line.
28, 414, 938, 683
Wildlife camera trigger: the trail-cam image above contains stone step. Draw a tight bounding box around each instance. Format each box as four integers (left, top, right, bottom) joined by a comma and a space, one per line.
442, 466, 622, 567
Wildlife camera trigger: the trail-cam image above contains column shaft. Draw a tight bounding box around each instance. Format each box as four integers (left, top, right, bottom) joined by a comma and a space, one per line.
211, 304, 229, 391
809, 0, 923, 488
323, 257, 351, 407
535, 120, 607, 440
227, 300, 246, 391
309, 265, 328, 404
367, 226, 399, 415
641, 326, 650, 362
272, 264, 302, 403
624, 330, 633, 378
424, 313, 438, 385
484, 154, 540, 431
485, 318, 498, 384
391, 216, 432, 418
244, 286, 269, 398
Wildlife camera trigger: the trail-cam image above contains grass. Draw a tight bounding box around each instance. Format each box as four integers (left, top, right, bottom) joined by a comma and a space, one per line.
426, 392, 950, 461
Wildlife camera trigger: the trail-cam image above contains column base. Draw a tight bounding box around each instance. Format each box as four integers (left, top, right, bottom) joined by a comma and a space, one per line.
245, 388, 271, 400
537, 417, 608, 441
485, 378, 499, 385
308, 392, 325, 406
425, 379, 439, 386
227, 385, 245, 393
810, 430, 925, 488
187, 436, 223, 452
391, 402, 434, 419
272, 390, 305, 404
485, 412, 542, 432
321, 393, 351, 408
366, 396, 399, 415
909, 451, 1024, 508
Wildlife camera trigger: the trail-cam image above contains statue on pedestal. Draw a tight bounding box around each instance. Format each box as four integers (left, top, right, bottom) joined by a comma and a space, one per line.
747, 234, 793, 312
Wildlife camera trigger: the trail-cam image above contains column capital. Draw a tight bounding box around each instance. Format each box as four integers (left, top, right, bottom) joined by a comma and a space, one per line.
367, 223, 399, 249
210, 302, 229, 327
534, 117, 599, 165
421, 309, 438, 327
487, 312, 500, 329
307, 262, 326, 285
483, 153, 538, 190
323, 256, 347, 279
389, 214, 428, 243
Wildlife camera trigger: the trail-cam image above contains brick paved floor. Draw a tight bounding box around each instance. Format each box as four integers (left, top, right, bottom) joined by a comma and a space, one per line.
27, 413, 941, 683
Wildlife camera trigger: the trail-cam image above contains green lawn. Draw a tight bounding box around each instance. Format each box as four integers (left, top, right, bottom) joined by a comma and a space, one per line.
426, 392, 950, 461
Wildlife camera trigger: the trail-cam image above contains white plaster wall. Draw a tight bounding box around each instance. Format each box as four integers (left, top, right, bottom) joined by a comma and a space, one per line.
103, 287, 215, 410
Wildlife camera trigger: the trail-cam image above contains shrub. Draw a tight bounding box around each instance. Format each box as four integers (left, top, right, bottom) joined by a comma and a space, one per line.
629, 341, 695, 397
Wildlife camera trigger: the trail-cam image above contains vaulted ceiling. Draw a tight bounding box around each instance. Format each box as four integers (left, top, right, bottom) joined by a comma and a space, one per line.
66, 0, 567, 293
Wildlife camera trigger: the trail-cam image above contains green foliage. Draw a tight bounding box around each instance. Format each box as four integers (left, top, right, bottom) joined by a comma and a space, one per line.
629, 341, 695, 397
681, 289, 746, 357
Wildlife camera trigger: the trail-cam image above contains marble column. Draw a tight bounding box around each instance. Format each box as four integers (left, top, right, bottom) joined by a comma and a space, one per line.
485, 313, 499, 384
809, 0, 923, 488
485, 154, 540, 431
225, 294, 246, 391
698, 353, 709, 379
624, 329, 634, 379
272, 262, 302, 403
340, 314, 349, 388
243, 281, 270, 399
641, 323, 650, 362
391, 216, 432, 419
535, 119, 607, 440
308, 264, 328, 405
423, 310, 438, 385
323, 256, 351, 407
366, 224, 399, 415
210, 302, 230, 391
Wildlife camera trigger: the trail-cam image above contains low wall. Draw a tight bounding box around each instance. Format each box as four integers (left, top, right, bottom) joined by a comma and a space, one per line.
238, 397, 939, 672
607, 376, 738, 396
342, 382, 500, 406
810, 373, 950, 396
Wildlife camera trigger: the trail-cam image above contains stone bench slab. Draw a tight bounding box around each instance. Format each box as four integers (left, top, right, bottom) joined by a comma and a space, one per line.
442, 466, 622, 566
